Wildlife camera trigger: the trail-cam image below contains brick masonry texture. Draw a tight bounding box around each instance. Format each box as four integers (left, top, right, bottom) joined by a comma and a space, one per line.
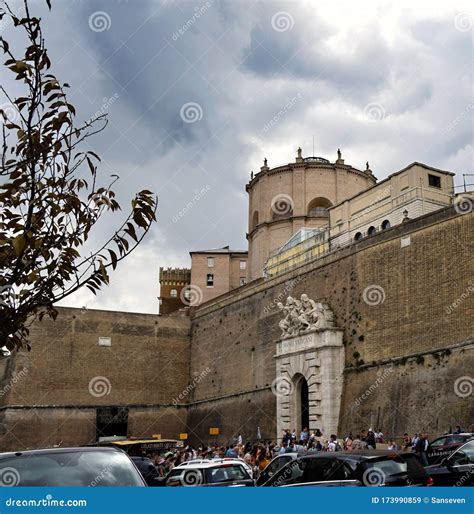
0, 308, 190, 450
0, 208, 472, 449
188, 208, 473, 443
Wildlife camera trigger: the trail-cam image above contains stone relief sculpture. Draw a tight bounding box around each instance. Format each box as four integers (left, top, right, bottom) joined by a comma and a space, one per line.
278, 294, 336, 339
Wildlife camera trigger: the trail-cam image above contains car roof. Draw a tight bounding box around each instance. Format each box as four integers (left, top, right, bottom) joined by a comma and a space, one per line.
173, 461, 247, 469
296, 450, 415, 462
0, 446, 124, 459
433, 433, 473, 437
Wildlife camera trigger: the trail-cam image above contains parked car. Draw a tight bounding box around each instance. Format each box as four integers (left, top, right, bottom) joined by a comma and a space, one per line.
427, 433, 473, 464
426, 439, 474, 486
261, 450, 432, 487
177, 458, 253, 479
159, 460, 254, 487
130, 455, 160, 486
0, 447, 146, 486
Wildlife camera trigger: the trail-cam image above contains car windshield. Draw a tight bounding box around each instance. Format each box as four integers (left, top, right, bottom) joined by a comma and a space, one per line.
206, 465, 249, 483
450, 441, 474, 464
0, 450, 144, 486
365, 457, 409, 481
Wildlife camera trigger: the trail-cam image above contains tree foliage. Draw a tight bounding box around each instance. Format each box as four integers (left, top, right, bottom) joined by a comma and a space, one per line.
0, 0, 157, 352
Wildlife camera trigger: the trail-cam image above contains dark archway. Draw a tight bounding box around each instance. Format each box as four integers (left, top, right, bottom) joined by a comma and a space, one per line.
300, 378, 309, 431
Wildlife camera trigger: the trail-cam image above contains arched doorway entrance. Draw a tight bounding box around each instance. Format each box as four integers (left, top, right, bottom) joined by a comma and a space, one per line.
300, 377, 309, 431
292, 374, 310, 433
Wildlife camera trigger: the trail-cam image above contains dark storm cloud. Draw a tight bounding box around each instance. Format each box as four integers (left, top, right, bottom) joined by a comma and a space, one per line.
1, 0, 471, 313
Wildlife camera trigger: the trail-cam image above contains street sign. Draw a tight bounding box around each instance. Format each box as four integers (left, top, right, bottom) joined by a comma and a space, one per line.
179, 433, 188, 440
209, 427, 219, 435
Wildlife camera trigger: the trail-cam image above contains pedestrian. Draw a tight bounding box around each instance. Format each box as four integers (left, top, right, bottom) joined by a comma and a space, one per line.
415, 432, 429, 466
352, 434, 368, 450
344, 433, 353, 451
366, 430, 376, 449
388, 440, 400, 451
402, 433, 411, 450
300, 427, 309, 445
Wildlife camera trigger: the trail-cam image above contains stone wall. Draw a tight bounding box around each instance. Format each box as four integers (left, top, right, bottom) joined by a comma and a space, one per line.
188, 207, 473, 444
0, 308, 191, 451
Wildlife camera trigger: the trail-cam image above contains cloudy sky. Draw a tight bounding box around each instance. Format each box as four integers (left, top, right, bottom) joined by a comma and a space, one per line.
2, 0, 472, 313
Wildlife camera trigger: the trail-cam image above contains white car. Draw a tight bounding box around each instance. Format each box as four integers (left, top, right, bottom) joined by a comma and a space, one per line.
162, 460, 254, 487
177, 457, 253, 478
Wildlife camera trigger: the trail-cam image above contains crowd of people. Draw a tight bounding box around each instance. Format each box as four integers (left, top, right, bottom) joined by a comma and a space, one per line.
149, 424, 470, 478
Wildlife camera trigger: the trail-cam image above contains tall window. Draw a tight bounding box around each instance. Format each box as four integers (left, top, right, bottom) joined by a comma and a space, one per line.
170, 288, 177, 297
206, 274, 214, 287
381, 219, 391, 230
207, 257, 214, 267
240, 260, 247, 270
367, 226, 376, 236
239, 277, 246, 286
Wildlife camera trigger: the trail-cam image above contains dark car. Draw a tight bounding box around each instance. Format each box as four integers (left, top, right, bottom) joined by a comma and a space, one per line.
159, 461, 254, 487
256, 452, 299, 486
262, 450, 432, 487
427, 433, 473, 464
426, 439, 474, 486
130, 455, 160, 486
0, 447, 146, 486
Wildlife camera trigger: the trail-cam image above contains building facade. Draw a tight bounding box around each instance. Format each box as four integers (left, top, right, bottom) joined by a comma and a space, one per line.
246, 148, 376, 281
158, 267, 191, 315
0, 151, 472, 451
189, 246, 248, 305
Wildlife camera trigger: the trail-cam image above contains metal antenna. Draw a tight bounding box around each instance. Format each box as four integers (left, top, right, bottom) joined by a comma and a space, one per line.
312, 135, 315, 157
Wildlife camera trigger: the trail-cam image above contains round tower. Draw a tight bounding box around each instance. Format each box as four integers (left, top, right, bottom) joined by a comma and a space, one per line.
246, 148, 377, 280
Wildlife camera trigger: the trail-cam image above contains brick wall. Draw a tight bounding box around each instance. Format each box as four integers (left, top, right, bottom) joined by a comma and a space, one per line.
0, 308, 191, 451
188, 208, 473, 444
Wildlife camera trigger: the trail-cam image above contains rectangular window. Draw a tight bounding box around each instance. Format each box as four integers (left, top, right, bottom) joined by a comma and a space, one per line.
240, 277, 246, 286
240, 260, 247, 270
207, 257, 214, 267
428, 174, 441, 188
206, 274, 214, 287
